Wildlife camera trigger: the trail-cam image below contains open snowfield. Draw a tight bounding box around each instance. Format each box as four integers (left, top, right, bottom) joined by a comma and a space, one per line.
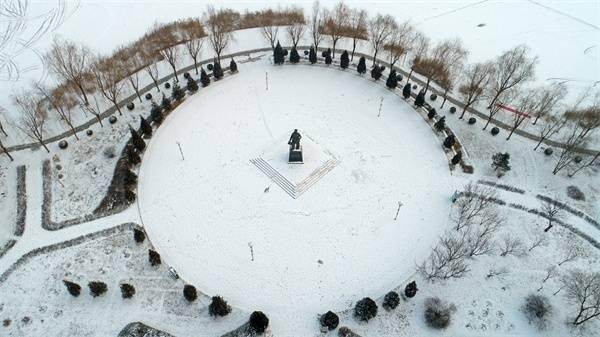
138, 59, 456, 334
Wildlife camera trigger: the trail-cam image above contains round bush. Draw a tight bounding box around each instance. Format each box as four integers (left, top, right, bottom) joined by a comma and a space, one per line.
120, 283, 136, 299
573, 156, 582, 163
165, 82, 171, 89
567, 185, 585, 201
412, 84, 418, 90
468, 117, 476, 125
183, 284, 197, 302
108, 116, 117, 124
86, 129, 93, 136
88, 281, 107, 297
303, 50, 309, 55
449, 107, 456, 114
58, 140, 68, 149
249, 311, 269, 334
430, 93, 437, 101
207, 63, 214, 71
383, 291, 400, 311
427, 108, 436, 120
145, 93, 152, 100
319, 311, 339, 331
354, 297, 378, 322
126, 102, 134, 111
208, 296, 231, 317
424, 297, 454, 329
183, 72, 190, 79
58, 173, 63, 179
522, 294, 552, 330
491, 127, 500, 136
133, 228, 145, 243
544, 148, 553, 156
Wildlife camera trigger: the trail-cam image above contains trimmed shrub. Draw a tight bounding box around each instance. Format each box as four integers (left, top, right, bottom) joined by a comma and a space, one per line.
86, 129, 93, 136
424, 297, 454, 329
356, 56, 366, 74
108, 116, 117, 124
468, 117, 476, 125
213, 60, 223, 79
427, 108, 437, 119
405, 281, 418, 298
340, 50, 349, 69
434, 116, 446, 131
567, 186, 585, 201
443, 134, 456, 149
88, 281, 107, 297
414, 90, 425, 107
133, 228, 145, 243
354, 297, 378, 322
126, 102, 135, 110
183, 72, 190, 80
145, 93, 152, 100
63, 280, 81, 297
430, 93, 437, 101
491, 127, 500, 135
522, 294, 552, 330
274, 42, 285, 65
164, 82, 171, 89
208, 296, 232, 317
402, 82, 411, 99
382, 291, 400, 311
249, 311, 269, 334
186, 76, 199, 93
309, 47, 317, 64
183, 284, 197, 302
148, 249, 161, 266
319, 311, 339, 331
120, 283, 135, 299
449, 106, 456, 113
229, 58, 238, 73
200, 68, 211, 87
451, 152, 462, 165
58, 140, 68, 149
544, 148, 553, 156
140, 117, 152, 137
289, 47, 300, 63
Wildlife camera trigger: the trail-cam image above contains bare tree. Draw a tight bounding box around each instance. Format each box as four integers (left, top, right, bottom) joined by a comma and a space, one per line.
143, 56, 161, 92
458, 61, 495, 119
204, 6, 235, 64
0, 136, 12, 161
260, 14, 279, 51
418, 231, 470, 281
80, 96, 103, 127
498, 234, 525, 257
488, 45, 538, 109
45, 37, 94, 105
527, 231, 548, 252
322, 1, 350, 58
482, 89, 517, 130
506, 89, 538, 140
13, 91, 49, 152
413, 38, 467, 95
368, 14, 397, 66
537, 266, 558, 291
452, 183, 498, 231
531, 83, 567, 125
347, 8, 368, 61
181, 18, 206, 74
0, 106, 10, 136
562, 270, 600, 325
533, 112, 567, 151
486, 267, 509, 278
33, 83, 79, 140
92, 57, 125, 115
309, 1, 325, 51
465, 210, 502, 258
406, 31, 429, 82
160, 44, 181, 82
558, 235, 586, 266
384, 20, 414, 68
286, 20, 306, 49
552, 92, 600, 175
540, 199, 563, 232
114, 48, 144, 103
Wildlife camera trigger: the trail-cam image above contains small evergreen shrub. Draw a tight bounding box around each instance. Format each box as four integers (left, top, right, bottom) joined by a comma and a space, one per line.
209, 296, 232, 317
120, 283, 135, 299
145, 93, 152, 100
405, 281, 418, 298
249, 311, 269, 334
382, 291, 400, 311
354, 297, 378, 322
319, 311, 339, 330
88, 281, 108, 297
424, 297, 454, 329
126, 102, 135, 110
63, 280, 81, 297
183, 284, 197, 302
133, 228, 145, 243
148, 249, 161, 266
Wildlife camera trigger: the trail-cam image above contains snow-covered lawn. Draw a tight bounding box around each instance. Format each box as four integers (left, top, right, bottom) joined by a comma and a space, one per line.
138, 59, 456, 335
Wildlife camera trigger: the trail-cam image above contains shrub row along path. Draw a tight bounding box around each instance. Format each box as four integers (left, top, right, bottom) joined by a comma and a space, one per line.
4, 44, 598, 156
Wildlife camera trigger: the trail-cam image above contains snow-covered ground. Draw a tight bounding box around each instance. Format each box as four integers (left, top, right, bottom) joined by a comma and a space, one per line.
138, 59, 456, 335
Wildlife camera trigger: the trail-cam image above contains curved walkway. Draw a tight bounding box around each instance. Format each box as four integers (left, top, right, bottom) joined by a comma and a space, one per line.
3, 46, 598, 157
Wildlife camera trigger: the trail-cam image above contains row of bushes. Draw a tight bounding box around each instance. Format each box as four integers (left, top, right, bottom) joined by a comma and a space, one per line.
478, 180, 526, 194
536, 194, 600, 230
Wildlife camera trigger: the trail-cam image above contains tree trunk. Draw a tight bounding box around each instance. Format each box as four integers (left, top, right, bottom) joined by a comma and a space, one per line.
0, 142, 13, 161
372, 50, 378, 67
424, 77, 431, 95
351, 39, 357, 61
533, 114, 540, 125
94, 114, 104, 127
483, 117, 492, 130
459, 104, 469, 119
114, 102, 122, 115
0, 122, 7, 136
193, 59, 199, 74
77, 84, 89, 105
39, 139, 49, 153
407, 68, 414, 83
488, 90, 502, 110
533, 137, 545, 151
506, 127, 517, 140
440, 90, 448, 108
153, 79, 160, 92
170, 64, 178, 82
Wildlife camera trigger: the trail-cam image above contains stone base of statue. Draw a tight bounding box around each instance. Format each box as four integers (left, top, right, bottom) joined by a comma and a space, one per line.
288, 145, 303, 164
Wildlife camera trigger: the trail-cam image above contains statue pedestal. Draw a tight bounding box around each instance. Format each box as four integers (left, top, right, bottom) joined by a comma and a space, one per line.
288, 145, 303, 164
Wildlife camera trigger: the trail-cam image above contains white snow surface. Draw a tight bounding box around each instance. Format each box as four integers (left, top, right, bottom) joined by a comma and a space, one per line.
137, 60, 455, 334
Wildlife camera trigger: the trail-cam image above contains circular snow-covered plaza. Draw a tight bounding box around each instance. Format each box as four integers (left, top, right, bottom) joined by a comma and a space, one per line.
138, 60, 456, 328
